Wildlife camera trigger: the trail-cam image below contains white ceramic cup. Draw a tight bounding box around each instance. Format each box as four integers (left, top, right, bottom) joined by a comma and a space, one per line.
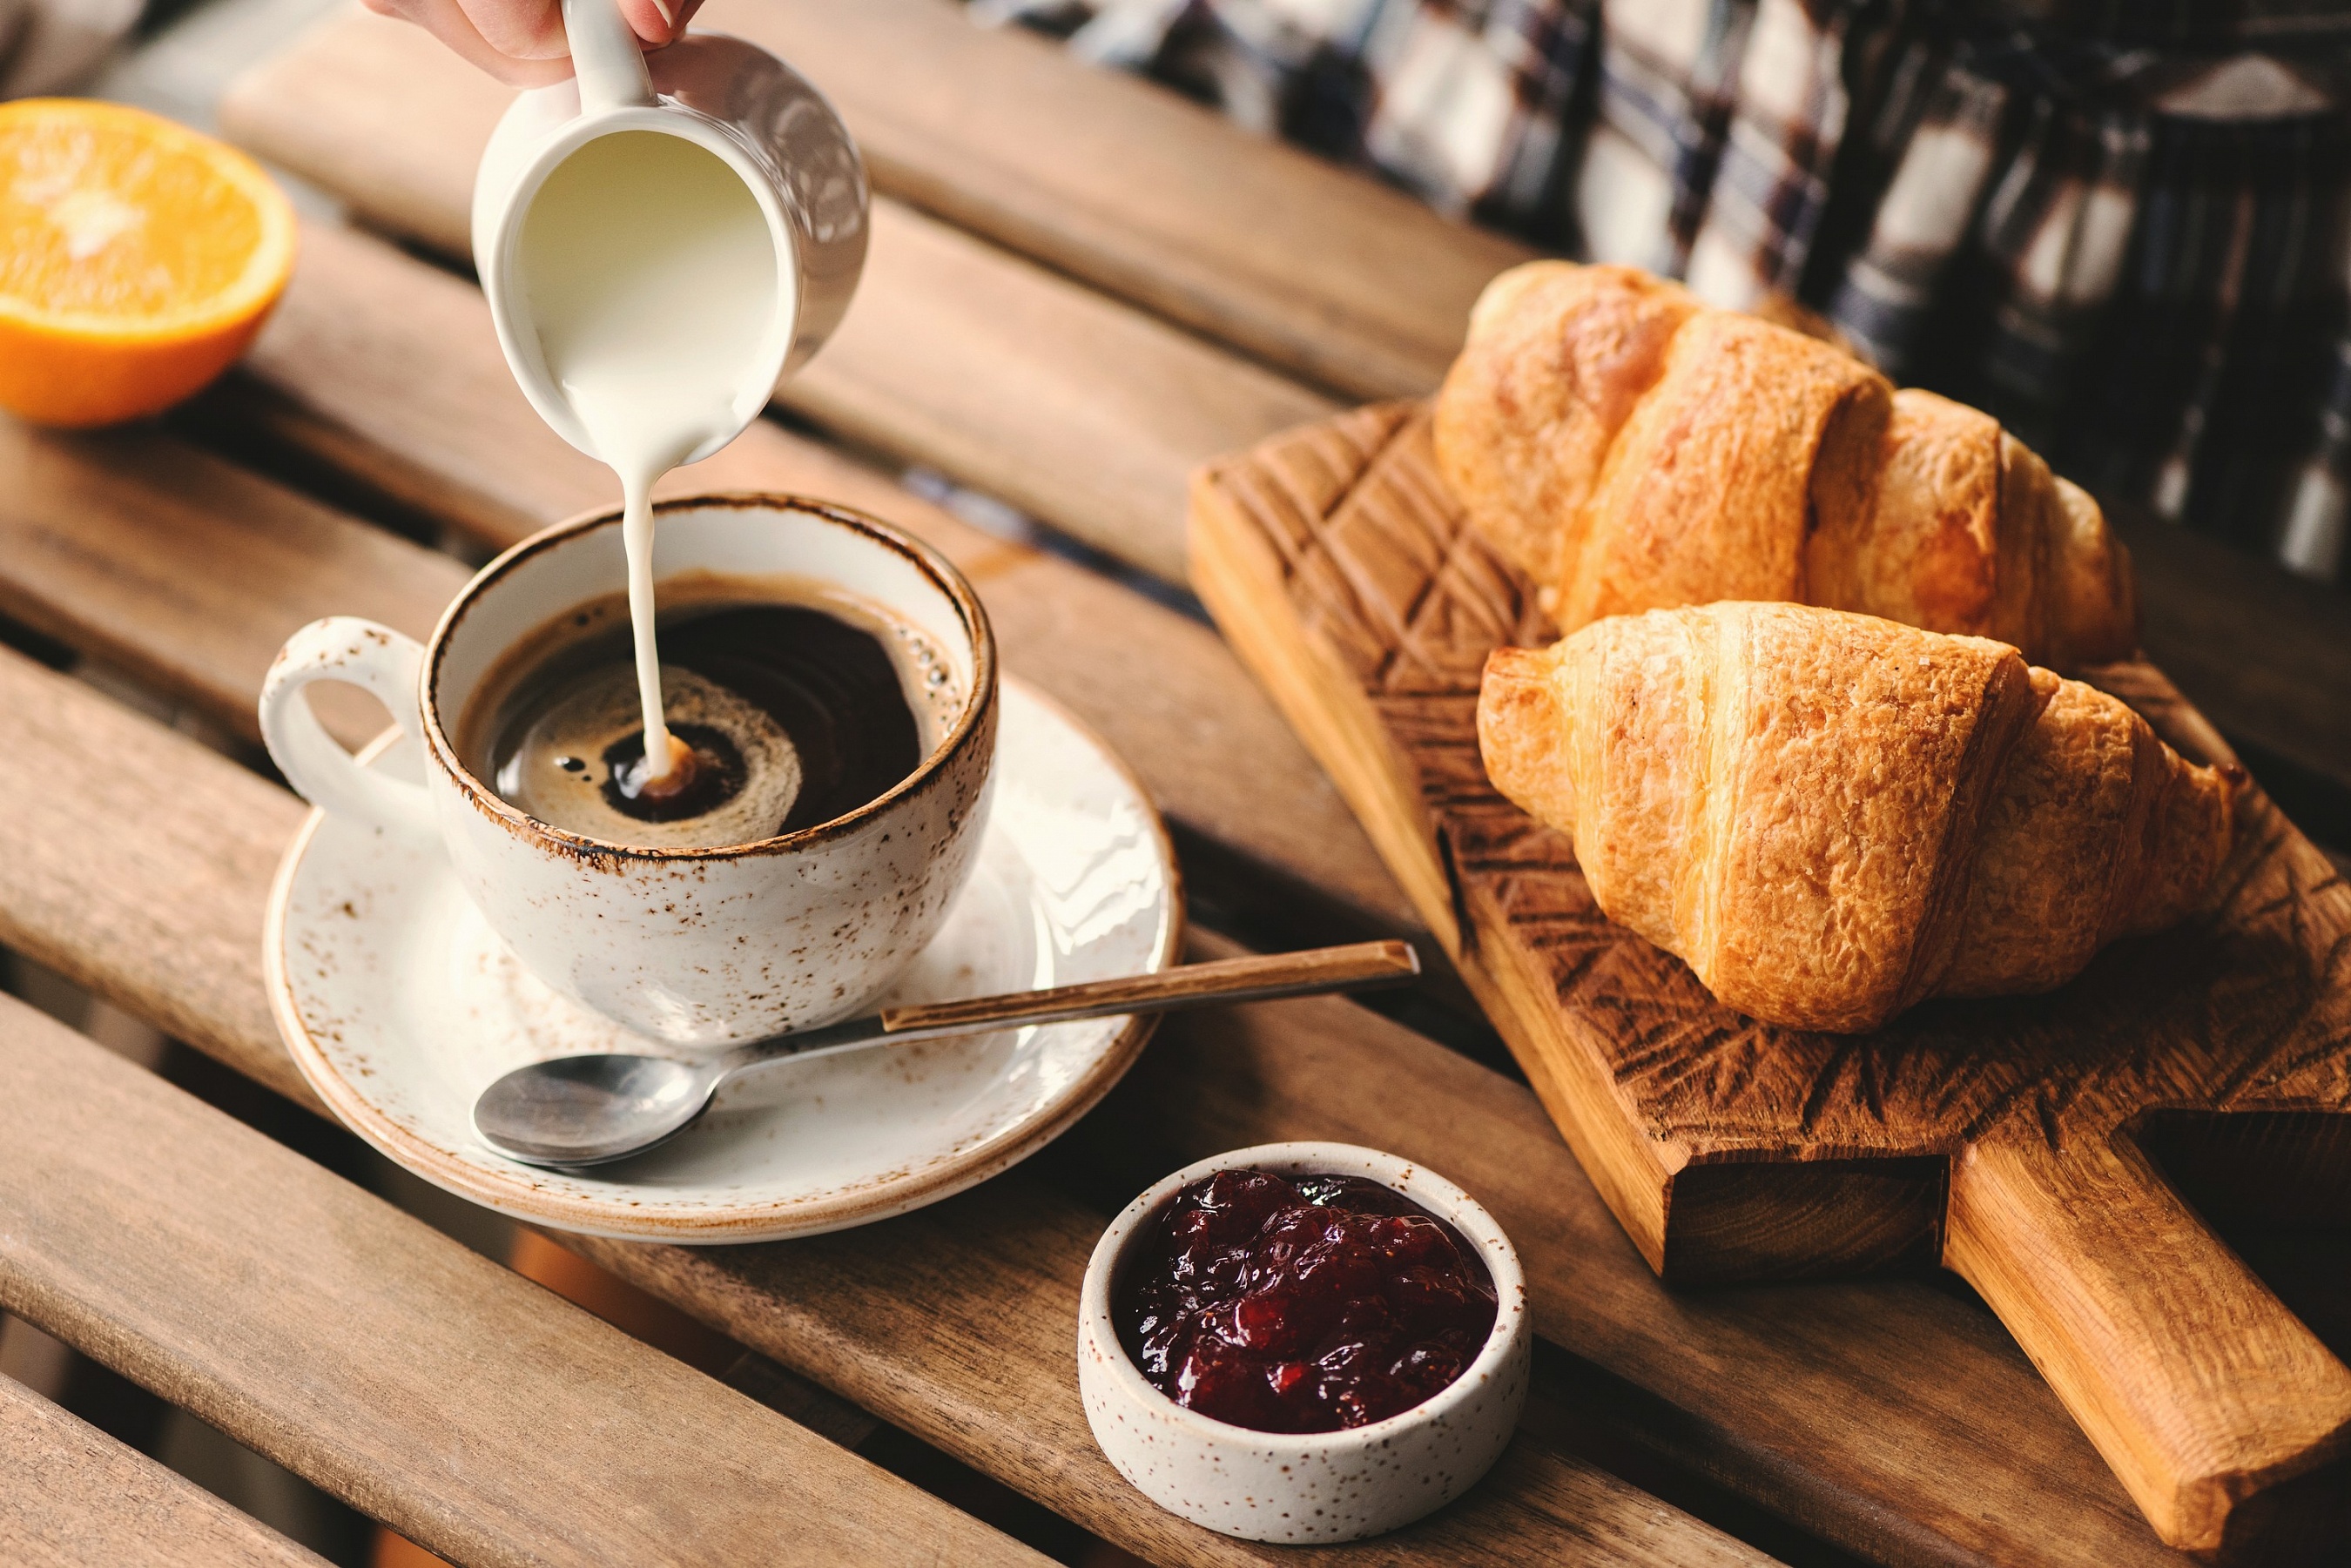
259, 494, 997, 1048
1078, 1141, 1531, 1544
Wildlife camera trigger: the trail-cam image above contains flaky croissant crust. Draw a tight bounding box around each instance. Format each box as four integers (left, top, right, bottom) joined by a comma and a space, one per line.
1435, 262, 2139, 671
1479, 604, 2233, 1033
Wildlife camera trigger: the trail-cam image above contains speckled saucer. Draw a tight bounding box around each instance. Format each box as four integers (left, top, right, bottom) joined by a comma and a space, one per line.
265, 678, 1181, 1242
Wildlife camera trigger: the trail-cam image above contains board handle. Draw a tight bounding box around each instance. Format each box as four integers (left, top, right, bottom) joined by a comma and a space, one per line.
1946, 1132, 2351, 1554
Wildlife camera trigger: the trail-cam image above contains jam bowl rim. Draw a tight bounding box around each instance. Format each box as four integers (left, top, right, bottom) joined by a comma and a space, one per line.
1076, 1139, 1529, 1450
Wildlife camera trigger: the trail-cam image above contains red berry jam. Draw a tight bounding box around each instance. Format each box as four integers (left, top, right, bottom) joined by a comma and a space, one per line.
1115, 1168, 1499, 1434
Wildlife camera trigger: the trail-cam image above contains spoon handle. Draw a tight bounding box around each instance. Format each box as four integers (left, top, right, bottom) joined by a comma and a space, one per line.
878, 940, 1420, 1041
721, 940, 1423, 1074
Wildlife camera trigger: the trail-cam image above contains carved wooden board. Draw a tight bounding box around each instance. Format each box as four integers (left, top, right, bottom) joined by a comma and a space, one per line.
1190, 403, 2351, 1562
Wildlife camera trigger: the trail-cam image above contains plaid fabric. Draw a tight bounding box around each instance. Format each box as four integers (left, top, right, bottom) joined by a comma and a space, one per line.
2078, 90, 2351, 549
1363, 0, 1599, 233
1985, 1, 2351, 49
1574, 0, 1755, 275
978, 0, 1600, 240
987, 0, 2351, 583
2280, 335, 2351, 579
1826, 59, 2013, 373
1955, 81, 2153, 454
1682, 0, 1856, 308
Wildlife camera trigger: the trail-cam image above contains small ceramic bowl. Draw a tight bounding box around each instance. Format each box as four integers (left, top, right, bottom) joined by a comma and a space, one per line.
1077, 1141, 1530, 1544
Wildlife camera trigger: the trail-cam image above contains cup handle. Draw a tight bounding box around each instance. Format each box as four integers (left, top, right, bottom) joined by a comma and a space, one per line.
259, 617, 437, 838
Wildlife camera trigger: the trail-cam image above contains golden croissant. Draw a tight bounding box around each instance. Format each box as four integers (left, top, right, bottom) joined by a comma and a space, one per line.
1479, 603, 2233, 1033
1435, 261, 2137, 671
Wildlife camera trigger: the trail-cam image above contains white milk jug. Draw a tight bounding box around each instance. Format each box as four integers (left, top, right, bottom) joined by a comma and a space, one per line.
471, 0, 867, 432
469, 0, 867, 785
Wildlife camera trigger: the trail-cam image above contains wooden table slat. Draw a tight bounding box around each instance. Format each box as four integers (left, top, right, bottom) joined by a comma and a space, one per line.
714, 0, 1526, 401
0, 969, 1048, 1567
561, 1177, 1775, 1568
0, 418, 464, 755
0, 642, 1772, 1568
0, 1373, 331, 1568
804, 197, 1337, 586
217, 11, 1336, 589
2114, 508, 2351, 842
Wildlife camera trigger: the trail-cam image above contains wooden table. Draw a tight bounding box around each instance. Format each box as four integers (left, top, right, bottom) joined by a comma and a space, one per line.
2, 3, 2346, 1565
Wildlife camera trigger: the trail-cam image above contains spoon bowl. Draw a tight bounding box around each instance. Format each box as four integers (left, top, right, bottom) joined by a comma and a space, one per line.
474, 1052, 724, 1168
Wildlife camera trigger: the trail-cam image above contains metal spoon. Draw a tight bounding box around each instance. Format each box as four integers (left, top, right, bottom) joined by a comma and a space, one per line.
474, 940, 1420, 1168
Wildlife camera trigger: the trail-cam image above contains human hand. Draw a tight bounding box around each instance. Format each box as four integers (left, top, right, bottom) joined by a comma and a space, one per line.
359, 0, 706, 86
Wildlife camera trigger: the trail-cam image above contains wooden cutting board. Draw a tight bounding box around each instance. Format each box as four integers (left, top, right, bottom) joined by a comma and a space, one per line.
1189, 402, 2351, 1562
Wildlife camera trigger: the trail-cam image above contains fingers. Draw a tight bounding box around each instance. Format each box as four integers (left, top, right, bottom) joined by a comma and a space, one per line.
622, 0, 711, 47
466, 0, 684, 50
364, 0, 711, 87
362, 0, 569, 84
621, 0, 675, 40
451, 0, 569, 62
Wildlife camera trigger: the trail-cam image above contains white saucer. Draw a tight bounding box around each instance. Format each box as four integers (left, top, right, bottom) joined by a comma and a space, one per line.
264, 679, 1182, 1242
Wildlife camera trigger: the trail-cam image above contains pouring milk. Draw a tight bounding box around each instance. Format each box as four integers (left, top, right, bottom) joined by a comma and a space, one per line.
470, 0, 868, 796
515, 129, 784, 791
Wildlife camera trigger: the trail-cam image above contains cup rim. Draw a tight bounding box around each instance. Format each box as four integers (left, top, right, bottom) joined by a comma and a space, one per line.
418, 492, 998, 863
1078, 1141, 1529, 1454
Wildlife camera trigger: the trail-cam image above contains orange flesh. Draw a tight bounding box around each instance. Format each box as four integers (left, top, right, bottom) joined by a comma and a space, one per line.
2, 117, 265, 321
0, 100, 294, 427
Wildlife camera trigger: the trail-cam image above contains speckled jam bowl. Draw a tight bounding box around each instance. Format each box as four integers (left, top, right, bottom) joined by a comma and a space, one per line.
1077, 1141, 1530, 1544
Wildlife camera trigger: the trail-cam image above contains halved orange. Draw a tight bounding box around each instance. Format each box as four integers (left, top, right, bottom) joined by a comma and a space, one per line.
0, 99, 296, 427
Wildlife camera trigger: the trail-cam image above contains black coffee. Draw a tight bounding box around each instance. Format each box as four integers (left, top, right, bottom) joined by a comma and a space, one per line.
463, 589, 950, 850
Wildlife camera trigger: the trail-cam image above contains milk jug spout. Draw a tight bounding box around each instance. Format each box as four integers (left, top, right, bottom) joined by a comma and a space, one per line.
562, 0, 653, 115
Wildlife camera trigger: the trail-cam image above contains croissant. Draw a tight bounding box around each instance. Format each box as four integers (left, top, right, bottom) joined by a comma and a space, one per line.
1434, 261, 2138, 671
1478, 602, 2234, 1033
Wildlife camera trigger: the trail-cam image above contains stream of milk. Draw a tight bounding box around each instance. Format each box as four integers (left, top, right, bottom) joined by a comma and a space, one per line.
515, 129, 786, 784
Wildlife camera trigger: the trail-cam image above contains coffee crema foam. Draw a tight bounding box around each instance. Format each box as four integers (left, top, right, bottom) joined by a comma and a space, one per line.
494, 664, 804, 848
461, 575, 964, 851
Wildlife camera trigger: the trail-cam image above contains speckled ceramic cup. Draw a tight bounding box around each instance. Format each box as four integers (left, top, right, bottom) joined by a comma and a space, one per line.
1078, 1141, 1530, 1543
258, 494, 997, 1048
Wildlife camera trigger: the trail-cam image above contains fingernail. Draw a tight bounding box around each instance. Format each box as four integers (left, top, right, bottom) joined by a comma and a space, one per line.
648, 0, 676, 27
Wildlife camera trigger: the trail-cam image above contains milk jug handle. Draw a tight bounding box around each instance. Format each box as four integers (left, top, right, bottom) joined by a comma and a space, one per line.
564, 0, 655, 115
